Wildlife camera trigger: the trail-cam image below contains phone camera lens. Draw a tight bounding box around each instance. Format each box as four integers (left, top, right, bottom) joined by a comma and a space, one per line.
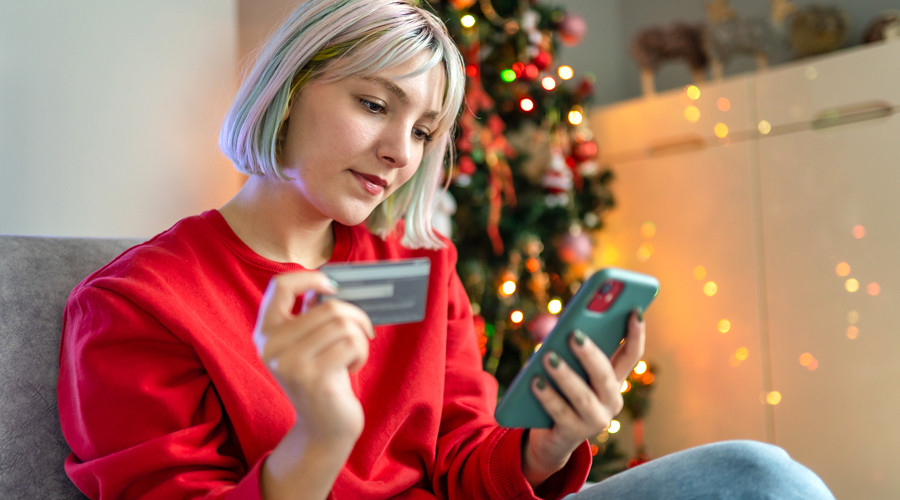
600, 283, 612, 294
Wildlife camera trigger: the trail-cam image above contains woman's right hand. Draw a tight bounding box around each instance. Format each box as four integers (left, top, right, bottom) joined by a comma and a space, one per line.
253, 271, 374, 499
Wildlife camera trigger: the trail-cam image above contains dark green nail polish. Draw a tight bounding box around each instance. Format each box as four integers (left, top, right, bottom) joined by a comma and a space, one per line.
548, 351, 560, 368
573, 329, 586, 346
637, 308, 644, 323
534, 376, 546, 390
328, 278, 341, 291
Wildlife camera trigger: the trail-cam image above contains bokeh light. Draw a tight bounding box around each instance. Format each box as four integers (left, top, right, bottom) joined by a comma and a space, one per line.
835, 262, 850, 277
703, 281, 718, 297
684, 105, 701, 123
557, 65, 574, 80
510, 310, 524, 324
766, 391, 783, 406
718, 319, 732, 334
758, 120, 772, 135
640, 222, 656, 238
460, 14, 476, 28
501, 280, 516, 296
693, 265, 707, 280
541, 76, 557, 91
853, 225, 866, 239
717, 97, 731, 112
714, 122, 729, 138
548, 299, 563, 314
845, 279, 860, 293
847, 326, 860, 340
519, 97, 534, 112
634, 360, 648, 375
867, 282, 881, 296
607, 420, 621, 433
686, 85, 701, 100
567, 109, 583, 125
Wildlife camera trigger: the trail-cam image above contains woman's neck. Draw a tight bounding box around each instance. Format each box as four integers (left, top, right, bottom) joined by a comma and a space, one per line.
219, 174, 335, 269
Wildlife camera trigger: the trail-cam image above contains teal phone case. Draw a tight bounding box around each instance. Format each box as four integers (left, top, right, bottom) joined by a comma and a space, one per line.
494, 267, 659, 428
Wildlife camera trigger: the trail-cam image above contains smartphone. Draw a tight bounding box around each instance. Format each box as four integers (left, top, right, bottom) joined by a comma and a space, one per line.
494, 267, 659, 428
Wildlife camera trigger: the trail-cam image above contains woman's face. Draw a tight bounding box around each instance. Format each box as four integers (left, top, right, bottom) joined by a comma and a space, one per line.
280, 51, 445, 227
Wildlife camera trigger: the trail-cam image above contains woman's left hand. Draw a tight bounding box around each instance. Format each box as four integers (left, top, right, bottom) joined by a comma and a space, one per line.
521, 310, 646, 487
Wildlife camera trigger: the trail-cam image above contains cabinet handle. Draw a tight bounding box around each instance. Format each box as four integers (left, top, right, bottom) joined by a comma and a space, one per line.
812, 101, 894, 130
646, 135, 707, 157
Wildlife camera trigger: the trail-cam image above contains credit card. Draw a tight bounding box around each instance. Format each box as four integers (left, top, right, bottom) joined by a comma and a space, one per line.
318, 258, 431, 326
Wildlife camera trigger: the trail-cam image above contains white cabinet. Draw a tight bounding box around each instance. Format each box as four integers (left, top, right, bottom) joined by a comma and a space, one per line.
590, 41, 900, 499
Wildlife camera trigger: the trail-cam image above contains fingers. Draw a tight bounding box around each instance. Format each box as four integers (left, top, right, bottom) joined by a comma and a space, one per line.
610, 309, 646, 381
535, 346, 623, 432
254, 271, 374, 373
531, 311, 647, 435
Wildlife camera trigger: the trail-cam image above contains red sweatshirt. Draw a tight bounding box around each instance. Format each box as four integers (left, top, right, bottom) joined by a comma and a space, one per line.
57, 210, 590, 499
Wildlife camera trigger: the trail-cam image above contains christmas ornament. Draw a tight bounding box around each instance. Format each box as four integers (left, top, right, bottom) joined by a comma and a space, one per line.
557, 13, 587, 47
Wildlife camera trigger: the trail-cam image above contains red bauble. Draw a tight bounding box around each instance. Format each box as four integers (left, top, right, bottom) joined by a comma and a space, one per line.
532, 51, 552, 70
449, 0, 477, 9
558, 13, 587, 47
573, 139, 599, 162
457, 155, 476, 175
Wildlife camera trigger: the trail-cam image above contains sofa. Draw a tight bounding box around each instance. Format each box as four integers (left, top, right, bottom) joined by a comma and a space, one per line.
0, 234, 140, 499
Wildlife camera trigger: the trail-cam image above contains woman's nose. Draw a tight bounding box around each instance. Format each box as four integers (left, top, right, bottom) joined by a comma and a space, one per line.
377, 127, 413, 168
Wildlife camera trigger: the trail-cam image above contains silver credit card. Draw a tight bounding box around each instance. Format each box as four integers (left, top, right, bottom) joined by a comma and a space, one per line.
319, 258, 431, 326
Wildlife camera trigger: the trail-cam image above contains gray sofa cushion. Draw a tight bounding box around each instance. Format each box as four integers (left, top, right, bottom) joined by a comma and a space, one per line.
0, 235, 140, 499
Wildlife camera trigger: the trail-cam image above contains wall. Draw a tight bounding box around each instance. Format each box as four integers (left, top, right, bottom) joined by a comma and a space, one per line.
0, 1, 242, 238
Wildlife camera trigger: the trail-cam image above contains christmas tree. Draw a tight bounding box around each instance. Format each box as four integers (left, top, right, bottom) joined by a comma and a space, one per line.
426, 0, 658, 478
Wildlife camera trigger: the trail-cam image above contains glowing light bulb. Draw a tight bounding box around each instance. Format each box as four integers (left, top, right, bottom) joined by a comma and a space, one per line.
714, 122, 729, 138
703, 281, 718, 297
835, 262, 850, 277
460, 14, 476, 28
557, 65, 574, 80
686, 85, 701, 100
634, 360, 648, 375
541, 76, 557, 91
519, 97, 534, 112
607, 420, 621, 433
501, 280, 516, 295
567, 110, 583, 125
718, 319, 732, 334
510, 310, 524, 324
684, 105, 701, 123
758, 120, 772, 135
693, 265, 707, 281
717, 97, 731, 112
636, 243, 653, 262
548, 299, 563, 314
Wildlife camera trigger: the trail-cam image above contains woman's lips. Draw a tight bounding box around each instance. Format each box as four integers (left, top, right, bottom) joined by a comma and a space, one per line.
351, 170, 387, 196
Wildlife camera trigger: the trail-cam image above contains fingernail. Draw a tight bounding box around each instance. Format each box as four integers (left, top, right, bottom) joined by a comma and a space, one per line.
327, 278, 340, 292
548, 351, 561, 369
636, 307, 644, 323
573, 329, 586, 346
533, 375, 546, 390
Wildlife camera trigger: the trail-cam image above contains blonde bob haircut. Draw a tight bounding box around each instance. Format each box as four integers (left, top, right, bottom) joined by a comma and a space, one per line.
219, 0, 465, 249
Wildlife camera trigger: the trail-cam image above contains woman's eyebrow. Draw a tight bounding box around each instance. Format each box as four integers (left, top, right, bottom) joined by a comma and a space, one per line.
360, 75, 439, 120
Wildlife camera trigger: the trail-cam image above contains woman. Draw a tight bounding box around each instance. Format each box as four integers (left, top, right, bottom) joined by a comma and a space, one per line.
58, 0, 834, 498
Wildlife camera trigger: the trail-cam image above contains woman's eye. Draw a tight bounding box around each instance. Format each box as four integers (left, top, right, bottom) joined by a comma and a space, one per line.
359, 98, 385, 113
413, 128, 433, 142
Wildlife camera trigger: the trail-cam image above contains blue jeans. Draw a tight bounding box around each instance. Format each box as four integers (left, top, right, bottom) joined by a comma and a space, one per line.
566, 440, 835, 499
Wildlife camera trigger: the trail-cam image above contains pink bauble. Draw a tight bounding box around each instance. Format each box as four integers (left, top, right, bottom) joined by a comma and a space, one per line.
558, 232, 593, 264
558, 13, 587, 47
529, 313, 559, 342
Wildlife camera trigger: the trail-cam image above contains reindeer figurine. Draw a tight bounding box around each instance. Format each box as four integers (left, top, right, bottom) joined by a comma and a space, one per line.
704, 0, 797, 80
631, 22, 708, 95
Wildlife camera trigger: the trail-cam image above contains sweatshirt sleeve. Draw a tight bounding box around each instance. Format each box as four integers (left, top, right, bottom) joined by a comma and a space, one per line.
57, 284, 265, 500
431, 244, 591, 500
